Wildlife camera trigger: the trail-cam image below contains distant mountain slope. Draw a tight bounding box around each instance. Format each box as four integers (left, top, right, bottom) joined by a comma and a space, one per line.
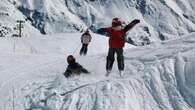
1, 0, 195, 43
0, 0, 39, 37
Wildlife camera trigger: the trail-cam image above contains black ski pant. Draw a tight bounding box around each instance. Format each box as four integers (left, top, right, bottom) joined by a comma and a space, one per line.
106, 48, 124, 71
80, 44, 88, 55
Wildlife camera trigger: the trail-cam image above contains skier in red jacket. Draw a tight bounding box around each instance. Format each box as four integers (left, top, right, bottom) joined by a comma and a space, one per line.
97, 18, 140, 76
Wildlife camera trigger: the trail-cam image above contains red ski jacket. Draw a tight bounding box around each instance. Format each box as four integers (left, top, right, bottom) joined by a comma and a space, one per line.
98, 19, 140, 48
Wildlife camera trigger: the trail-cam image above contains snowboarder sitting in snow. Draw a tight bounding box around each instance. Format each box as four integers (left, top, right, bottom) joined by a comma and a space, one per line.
97, 18, 140, 76
63, 55, 90, 78
80, 30, 92, 56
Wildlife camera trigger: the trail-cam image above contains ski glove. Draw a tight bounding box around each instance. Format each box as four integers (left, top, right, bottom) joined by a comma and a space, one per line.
132, 19, 140, 24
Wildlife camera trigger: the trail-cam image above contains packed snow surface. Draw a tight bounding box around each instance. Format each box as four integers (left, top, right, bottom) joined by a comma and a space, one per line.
0, 32, 195, 110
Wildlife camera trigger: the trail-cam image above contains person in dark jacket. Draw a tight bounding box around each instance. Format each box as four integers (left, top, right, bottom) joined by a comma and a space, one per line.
63, 55, 90, 78
80, 30, 92, 56
97, 18, 140, 76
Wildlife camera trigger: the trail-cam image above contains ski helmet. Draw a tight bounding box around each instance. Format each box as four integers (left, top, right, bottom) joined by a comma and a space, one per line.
67, 55, 76, 64
112, 17, 122, 27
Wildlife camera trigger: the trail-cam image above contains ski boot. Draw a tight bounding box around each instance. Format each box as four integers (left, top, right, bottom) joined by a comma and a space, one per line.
106, 70, 111, 76
119, 71, 124, 78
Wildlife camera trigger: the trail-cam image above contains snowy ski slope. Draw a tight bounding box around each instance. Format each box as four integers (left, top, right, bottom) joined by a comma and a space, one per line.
0, 32, 195, 110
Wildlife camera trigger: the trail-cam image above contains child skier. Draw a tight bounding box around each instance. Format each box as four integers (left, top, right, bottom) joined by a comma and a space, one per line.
63, 55, 90, 78
97, 18, 140, 76
80, 30, 92, 56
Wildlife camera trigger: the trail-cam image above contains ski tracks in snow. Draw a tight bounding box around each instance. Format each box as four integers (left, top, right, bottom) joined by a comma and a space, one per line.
0, 55, 65, 110
28, 75, 145, 110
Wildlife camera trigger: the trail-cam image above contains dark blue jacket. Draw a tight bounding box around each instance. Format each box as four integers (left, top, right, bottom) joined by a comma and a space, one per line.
64, 63, 89, 78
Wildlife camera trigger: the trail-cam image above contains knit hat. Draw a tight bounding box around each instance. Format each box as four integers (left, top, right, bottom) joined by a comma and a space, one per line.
67, 55, 76, 64
112, 17, 122, 27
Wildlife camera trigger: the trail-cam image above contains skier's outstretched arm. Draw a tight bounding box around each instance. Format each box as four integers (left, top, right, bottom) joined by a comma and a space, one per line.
96, 28, 111, 36
81, 67, 90, 74
124, 19, 140, 33
77, 63, 90, 74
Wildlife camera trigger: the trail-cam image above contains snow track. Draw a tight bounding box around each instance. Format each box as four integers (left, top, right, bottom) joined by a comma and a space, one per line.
0, 54, 65, 110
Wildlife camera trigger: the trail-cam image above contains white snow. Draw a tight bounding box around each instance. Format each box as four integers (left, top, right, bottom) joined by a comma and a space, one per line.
0, 31, 195, 110
0, 0, 195, 110
164, 0, 183, 15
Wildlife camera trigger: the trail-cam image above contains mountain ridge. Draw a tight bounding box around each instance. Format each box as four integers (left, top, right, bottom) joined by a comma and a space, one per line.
0, 0, 194, 43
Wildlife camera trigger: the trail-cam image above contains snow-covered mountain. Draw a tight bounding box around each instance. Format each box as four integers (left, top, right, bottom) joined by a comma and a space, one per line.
1, 0, 195, 43
0, 0, 40, 37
